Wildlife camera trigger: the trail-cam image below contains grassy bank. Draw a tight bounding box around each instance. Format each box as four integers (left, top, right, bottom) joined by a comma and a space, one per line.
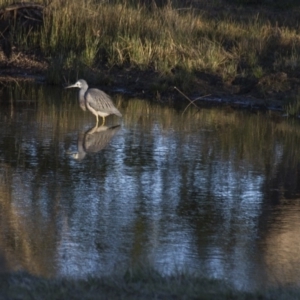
2, 0, 300, 112
1, 269, 300, 300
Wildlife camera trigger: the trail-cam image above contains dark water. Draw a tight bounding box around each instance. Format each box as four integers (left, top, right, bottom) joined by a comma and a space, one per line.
0, 82, 300, 290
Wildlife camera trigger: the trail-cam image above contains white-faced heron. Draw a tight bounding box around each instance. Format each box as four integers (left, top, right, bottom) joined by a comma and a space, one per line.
65, 79, 122, 127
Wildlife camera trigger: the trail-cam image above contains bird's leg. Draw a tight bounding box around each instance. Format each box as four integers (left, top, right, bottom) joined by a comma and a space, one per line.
88, 125, 98, 135
101, 116, 106, 127
95, 115, 99, 128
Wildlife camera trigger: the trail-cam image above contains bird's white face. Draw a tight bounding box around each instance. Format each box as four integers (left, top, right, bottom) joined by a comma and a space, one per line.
74, 81, 82, 88
65, 80, 86, 89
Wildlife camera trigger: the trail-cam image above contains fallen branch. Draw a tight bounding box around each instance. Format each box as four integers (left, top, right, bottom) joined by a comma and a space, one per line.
2, 3, 44, 12
174, 86, 210, 115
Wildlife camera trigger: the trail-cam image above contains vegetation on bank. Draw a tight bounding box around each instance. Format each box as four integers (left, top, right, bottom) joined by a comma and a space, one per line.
2, 0, 300, 112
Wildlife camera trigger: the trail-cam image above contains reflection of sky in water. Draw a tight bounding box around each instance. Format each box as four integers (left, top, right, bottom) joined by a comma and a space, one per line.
56, 120, 265, 289
1, 100, 300, 291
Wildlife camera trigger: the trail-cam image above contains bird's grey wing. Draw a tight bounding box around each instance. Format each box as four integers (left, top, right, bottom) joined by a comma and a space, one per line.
85, 89, 122, 116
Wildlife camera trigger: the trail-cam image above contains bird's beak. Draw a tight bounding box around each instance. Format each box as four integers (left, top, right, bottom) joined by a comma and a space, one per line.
64, 83, 77, 89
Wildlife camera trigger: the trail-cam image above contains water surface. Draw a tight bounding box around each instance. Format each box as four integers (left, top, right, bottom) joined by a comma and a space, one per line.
0, 82, 300, 291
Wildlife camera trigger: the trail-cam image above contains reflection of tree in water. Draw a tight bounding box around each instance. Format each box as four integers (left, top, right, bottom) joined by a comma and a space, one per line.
257, 135, 300, 286
174, 118, 300, 287
71, 125, 121, 161
0, 164, 58, 276
257, 131, 300, 225
263, 154, 300, 202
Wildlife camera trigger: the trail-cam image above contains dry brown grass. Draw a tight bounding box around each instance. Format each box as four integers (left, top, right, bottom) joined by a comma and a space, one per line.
2, 0, 300, 112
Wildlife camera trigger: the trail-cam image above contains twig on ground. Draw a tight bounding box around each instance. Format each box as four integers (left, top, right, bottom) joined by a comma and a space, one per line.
174, 86, 210, 115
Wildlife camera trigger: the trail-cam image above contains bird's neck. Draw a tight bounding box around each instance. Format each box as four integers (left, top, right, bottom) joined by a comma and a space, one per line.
78, 89, 87, 110
79, 88, 87, 99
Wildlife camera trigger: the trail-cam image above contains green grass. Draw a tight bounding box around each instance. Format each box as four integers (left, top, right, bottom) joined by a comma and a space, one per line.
3, 0, 300, 111
3, 1, 300, 80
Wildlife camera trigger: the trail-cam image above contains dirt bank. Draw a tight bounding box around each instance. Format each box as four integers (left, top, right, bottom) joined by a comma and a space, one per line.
0, 48, 292, 112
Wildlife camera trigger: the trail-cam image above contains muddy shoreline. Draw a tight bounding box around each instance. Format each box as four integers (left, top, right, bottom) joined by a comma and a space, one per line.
0, 50, 291, 113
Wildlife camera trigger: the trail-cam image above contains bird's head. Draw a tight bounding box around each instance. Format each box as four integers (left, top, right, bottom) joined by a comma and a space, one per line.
65, 79, 88, 90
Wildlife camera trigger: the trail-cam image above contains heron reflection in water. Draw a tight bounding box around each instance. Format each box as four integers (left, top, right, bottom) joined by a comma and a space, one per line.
69, 125, 121, 160
65, 79, 122, 127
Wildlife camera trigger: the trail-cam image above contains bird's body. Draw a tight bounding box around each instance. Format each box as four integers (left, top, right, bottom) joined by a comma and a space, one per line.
65, 79, 122, 127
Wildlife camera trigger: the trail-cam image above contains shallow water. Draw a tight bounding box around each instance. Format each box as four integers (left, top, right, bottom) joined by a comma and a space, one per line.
0, 82, 300, 290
